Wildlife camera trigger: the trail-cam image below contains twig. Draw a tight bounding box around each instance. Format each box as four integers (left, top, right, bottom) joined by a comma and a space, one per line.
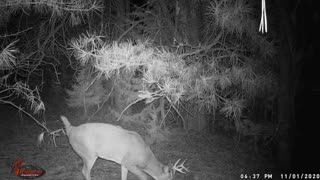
160, 103, 172, 128
0, 100, 49, 132
117, 18, 151, 42
116, 98, 146, 121
165, 96, 187, 129
179, 32, 223, 58
1, 1, 102, 12
179, 101, 193, 117
48, 129, 64, 147
88, 82, 115, 121
0, 27, 33, 38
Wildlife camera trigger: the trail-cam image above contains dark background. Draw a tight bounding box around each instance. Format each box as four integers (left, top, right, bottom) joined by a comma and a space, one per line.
294, 0, 320, 171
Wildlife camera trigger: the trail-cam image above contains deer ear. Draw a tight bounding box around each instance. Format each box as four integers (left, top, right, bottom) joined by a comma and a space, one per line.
163, 165, 170, 173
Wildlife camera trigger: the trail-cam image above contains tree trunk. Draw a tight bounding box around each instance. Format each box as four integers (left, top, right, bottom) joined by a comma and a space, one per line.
277, 53, 294, 170
275, 0, 300, 170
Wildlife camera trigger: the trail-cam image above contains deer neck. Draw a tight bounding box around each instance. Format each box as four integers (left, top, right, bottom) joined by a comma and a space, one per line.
143, 151, 166, 179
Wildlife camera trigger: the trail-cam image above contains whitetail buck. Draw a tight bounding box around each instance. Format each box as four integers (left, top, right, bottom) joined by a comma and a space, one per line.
60, 116, 188, 180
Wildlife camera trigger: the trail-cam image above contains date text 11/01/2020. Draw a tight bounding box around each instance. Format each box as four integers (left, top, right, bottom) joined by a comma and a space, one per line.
240, 173, 320, 179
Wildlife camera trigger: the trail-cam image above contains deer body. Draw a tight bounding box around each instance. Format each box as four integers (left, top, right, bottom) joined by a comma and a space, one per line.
60, 116, 172, 180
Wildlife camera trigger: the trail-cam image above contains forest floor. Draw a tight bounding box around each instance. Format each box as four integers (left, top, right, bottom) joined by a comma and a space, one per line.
0, 104, 275, 180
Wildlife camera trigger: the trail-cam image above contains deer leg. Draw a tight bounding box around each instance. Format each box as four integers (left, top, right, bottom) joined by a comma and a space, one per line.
81, 156, 97, 180
121, 165, 128, 180
127, 166, 148, 180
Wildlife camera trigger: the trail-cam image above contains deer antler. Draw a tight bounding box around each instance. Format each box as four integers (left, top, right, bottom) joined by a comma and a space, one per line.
171, 159, 189, 174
